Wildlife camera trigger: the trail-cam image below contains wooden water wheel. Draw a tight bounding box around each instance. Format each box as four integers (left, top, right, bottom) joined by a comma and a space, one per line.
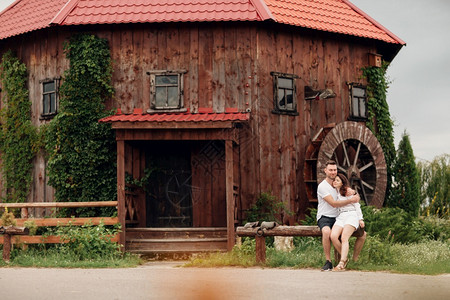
304, 122, 387, 208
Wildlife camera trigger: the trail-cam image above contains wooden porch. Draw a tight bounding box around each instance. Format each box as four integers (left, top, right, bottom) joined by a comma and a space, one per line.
103, 109, 250, 254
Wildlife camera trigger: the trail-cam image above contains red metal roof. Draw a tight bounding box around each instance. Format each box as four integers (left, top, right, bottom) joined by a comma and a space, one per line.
52, 0, 274, 25
0, 0, 404, 45
0, 0, 67, 40
99, 108, 250, 125
265, 0, 404, 44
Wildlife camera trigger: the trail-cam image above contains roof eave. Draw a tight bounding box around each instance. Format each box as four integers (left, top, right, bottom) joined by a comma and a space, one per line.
342, 0, 406, 46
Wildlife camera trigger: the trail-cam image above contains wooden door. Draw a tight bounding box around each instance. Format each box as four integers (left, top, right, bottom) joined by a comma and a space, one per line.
146, 141, 193, 227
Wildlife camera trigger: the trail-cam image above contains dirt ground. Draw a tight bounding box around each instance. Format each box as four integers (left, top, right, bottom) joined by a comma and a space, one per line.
0, 261, 449, 299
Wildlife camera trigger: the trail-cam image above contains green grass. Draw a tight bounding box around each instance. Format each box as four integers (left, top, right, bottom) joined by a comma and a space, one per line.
0, 246, 143, 268
186, 236, 450, 275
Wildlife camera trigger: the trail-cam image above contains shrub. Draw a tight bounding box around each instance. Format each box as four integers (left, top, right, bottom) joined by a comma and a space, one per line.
1, 207, 17, 226
47, 221, 121, 260
245, 192, 290, 224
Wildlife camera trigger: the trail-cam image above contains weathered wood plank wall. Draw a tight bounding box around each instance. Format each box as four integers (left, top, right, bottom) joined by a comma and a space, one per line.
0, 22, 374, 222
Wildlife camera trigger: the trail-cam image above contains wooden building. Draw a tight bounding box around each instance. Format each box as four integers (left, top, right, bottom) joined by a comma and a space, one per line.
0, 0, 404, 254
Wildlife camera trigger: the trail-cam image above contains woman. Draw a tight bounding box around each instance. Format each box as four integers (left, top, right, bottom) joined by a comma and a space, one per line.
330, 173, 364, 271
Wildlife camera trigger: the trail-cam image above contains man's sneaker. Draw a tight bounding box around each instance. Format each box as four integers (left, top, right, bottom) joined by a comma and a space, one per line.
321, 260, 333, 271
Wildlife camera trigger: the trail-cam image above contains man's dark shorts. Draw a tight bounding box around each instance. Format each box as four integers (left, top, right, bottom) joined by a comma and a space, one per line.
317, 215, 336, 230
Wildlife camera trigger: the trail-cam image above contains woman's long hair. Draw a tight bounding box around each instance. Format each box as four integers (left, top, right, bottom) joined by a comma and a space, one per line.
336, 173, 350, 196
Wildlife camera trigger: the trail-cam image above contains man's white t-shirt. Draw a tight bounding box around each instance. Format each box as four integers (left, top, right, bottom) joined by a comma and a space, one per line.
316, 179, 338, 220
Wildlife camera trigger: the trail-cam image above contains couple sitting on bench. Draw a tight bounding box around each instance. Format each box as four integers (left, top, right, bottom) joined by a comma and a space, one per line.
317, 160, 367, 272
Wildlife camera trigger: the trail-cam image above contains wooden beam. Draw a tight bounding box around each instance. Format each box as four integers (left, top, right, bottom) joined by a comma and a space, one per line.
117, 140, 126, 251
0, 201, 118, 209
236, 225, 321, 237
225, 140, 235, 251
115, 128, 238, 142
0, 217, 119, 227
0, 234, 120, 244
111, 121, 237, 129
0, 226, 29, 235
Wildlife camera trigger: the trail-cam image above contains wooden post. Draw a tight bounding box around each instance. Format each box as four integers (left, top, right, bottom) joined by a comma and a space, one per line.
255, 235, 266, 263
1, 226, 29, 262
117, 139, 126, 252
2, 233, 11, 262
225, 140, 235, 251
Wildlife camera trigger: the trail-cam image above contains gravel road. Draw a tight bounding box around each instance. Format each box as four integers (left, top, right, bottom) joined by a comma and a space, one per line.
0, 261, 449, 299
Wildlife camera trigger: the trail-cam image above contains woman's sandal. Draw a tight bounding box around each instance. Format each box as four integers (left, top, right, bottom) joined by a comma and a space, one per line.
333, 259, 348, 271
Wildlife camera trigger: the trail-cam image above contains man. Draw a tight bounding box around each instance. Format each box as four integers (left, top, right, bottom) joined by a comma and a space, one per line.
317, 160, 367, 271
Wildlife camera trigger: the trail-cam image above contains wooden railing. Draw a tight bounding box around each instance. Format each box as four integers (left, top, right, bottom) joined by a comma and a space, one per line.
0, 201, 119, 245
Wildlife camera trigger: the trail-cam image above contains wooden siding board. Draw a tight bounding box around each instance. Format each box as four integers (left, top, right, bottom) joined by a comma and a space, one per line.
224, 25, 238, 109
339, 43, 351, 119
324, 40, 337, 124
225, 140, 235, 250
133, 28, 144, 110
198, 27, 213, 109
179, 26, 191, 111
256, 29, 274, 196
212, 26, 225, 112
277, 31, 293, 218
189, 26, 199, 113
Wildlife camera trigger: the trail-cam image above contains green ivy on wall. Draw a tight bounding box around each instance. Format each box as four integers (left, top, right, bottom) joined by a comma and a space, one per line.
362, 62, 396, 205
45, 34, 116, 216
0, 50, 39, 203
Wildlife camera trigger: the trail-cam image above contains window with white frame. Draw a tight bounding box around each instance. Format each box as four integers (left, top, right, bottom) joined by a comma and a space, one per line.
148, 70, 186, 111
271, 72, 298, 115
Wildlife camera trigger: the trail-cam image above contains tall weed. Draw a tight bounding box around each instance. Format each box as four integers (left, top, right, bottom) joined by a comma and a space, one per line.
47, 221, 121, 260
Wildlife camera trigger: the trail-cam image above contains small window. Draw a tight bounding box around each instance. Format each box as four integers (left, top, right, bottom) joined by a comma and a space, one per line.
271, 72, 298, 115
41, 79, 59, 118
349, 84, 367, 120
148, 70, 186, 111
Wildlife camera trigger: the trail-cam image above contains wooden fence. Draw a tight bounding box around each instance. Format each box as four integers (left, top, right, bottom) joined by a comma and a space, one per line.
0, 201, 119, 245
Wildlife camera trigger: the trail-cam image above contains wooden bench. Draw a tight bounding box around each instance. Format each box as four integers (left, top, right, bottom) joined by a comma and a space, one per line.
236, 225, 322, 263
0, 201, 119, 246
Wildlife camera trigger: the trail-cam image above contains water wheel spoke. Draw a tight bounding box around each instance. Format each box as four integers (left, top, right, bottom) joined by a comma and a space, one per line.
342, 142, 350, 167
359, 184, 369, 206
361, 179, 374, 191
337, 165, 347, 173
359, 161, 374, 173
352, 142, 361, 169
173, 176, 181, 188
180, 175, 192, 187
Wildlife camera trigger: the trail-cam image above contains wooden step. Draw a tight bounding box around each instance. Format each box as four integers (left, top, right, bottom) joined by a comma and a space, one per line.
126, 227, 227, 240
125, 227, 228, 254
126, 237, 227, 252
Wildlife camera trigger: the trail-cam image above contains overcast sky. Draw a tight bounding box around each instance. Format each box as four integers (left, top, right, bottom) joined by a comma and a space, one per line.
0, 0, 448, 161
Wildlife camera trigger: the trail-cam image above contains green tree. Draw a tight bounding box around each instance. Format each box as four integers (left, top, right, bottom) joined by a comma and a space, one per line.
390, 131, 420, 216
0, 51, 38, 202
45, 34, 116, 216
418, 154, 449, 218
